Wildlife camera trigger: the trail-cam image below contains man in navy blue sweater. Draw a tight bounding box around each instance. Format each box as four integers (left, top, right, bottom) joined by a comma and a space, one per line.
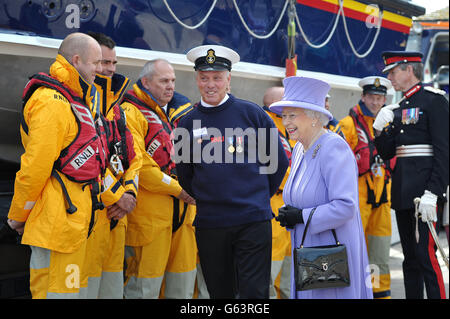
175, 45, 289, 299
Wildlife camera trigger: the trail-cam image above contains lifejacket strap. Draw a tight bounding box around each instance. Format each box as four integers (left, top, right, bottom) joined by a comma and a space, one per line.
51, 170, 77, 214
171, 196, 188, 233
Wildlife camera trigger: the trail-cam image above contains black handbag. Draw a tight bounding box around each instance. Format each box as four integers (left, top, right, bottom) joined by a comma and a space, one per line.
293, 208, 350, 291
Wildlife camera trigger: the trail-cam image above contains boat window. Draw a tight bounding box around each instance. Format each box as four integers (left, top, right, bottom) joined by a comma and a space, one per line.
427, 33, 449, 88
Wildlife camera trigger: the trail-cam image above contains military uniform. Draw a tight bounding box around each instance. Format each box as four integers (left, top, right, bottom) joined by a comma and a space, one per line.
374, 52, 449, 299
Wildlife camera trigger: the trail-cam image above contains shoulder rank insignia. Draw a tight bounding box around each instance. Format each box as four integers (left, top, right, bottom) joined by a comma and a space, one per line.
424, 86, 446, 95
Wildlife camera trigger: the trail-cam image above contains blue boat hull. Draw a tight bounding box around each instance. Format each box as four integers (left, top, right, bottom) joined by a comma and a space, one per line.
0, 0, 411, 77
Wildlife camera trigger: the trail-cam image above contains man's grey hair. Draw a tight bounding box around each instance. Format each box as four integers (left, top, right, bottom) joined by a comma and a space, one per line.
398, 62, 423, 81
139, 59, 171, 80
304, 109, 330, 126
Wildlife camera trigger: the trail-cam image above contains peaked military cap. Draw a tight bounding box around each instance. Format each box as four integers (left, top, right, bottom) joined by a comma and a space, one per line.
186, 45, 240, 71
381, 51, 423, 73
358, 76, 392, 95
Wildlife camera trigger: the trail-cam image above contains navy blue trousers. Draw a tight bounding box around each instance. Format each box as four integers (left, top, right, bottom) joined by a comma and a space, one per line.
196, 220, 272, 299
395, 207, 446, 299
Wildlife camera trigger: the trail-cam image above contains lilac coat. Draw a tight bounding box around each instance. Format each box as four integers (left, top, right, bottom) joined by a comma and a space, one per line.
283, 132, 373, 299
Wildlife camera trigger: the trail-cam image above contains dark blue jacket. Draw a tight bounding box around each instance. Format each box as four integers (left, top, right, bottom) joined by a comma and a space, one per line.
175, 94, 289, 228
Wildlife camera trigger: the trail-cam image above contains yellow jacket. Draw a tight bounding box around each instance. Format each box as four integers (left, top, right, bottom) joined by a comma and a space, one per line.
94, 73, 142, 228
325, 118, 345, 139
122, 84, 192, 246
8, 55, 100, 253
264, 108, 296, 191
339, 104, 390, 204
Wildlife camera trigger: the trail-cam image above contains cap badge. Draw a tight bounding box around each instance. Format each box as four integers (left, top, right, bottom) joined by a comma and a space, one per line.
374, 78, 380, 87
206, 49, 216, 64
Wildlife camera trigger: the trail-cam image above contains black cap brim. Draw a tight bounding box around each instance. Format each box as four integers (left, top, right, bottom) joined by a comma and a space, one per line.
364, 90, 387, 95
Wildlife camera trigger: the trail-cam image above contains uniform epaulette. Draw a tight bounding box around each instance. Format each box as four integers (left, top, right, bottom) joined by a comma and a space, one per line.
424, 86, 446, 95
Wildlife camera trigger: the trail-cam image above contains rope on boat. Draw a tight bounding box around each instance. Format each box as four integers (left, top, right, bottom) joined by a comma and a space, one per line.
162, 0, 218, 30
163, 0, 384, 58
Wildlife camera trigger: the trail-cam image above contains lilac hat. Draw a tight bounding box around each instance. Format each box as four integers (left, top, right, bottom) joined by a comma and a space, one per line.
269, 76, 332, 121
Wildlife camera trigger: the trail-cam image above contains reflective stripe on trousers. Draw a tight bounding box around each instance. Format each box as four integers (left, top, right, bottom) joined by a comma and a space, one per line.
29, 242, 87, 299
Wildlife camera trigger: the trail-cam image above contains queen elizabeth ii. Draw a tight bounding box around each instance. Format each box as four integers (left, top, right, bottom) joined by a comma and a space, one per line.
270, 76, 373, 299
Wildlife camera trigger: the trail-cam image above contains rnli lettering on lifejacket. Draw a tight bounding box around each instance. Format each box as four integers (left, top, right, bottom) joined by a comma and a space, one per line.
70, 145, 96, 170
123, 91, 176, 175
147, 139, 161, 157
22, 73, 106, 183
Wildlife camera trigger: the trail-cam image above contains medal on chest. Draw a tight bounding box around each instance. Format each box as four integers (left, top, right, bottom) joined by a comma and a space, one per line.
227, 136, 235, 153
236, 136, 243, 153
401, 107, 420, 125
401, 84, 422, 125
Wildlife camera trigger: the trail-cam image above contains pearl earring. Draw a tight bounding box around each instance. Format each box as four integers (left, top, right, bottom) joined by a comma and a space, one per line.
312, 123, 316, 127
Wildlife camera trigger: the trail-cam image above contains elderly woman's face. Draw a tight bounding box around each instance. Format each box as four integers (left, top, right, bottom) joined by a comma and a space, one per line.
281, 107, 314, 142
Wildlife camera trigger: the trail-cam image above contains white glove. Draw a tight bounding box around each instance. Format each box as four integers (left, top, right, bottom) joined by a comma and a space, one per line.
418, 190, 438, 223
373, 103, 400, 131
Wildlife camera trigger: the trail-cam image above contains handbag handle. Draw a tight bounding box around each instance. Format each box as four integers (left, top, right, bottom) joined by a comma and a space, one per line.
299, 207, 340, 248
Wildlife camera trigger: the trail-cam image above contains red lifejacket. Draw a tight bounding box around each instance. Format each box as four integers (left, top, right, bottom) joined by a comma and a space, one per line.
349, 105, 396, 177
106, 104, 136, 171
122, 91, 176, 175
279, 129, 293, 164
262, 106, 293, 164
22, 73, 107, 183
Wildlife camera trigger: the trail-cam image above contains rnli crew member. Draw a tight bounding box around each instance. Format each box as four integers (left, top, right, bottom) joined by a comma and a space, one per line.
6, 33, 105, 298
325, 94, 345, 138
262, 86, 294, 299
122, 59, 197, 299
339, 76, 394, 299
78, 32, 141, 299
374, 51, 449, 299
175, 45, 289, 298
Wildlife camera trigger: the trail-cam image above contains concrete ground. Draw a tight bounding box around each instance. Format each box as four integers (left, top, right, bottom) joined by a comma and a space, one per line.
390, 211, 449, 299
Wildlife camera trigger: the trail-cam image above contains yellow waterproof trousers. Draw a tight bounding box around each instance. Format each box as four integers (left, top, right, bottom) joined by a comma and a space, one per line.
269, 193, 291, 299
29, 240, 87, 299
79, 212, 126, 299
359, 175, 392, 299
124, 207, 197, 299
98, 223, 126, 298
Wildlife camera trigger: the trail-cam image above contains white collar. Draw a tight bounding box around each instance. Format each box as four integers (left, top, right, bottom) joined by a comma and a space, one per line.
200, 94, 229, 107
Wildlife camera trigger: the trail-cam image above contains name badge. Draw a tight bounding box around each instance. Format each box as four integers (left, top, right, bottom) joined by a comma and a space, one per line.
193, 127, 208, 138
401, 107, 420, 125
